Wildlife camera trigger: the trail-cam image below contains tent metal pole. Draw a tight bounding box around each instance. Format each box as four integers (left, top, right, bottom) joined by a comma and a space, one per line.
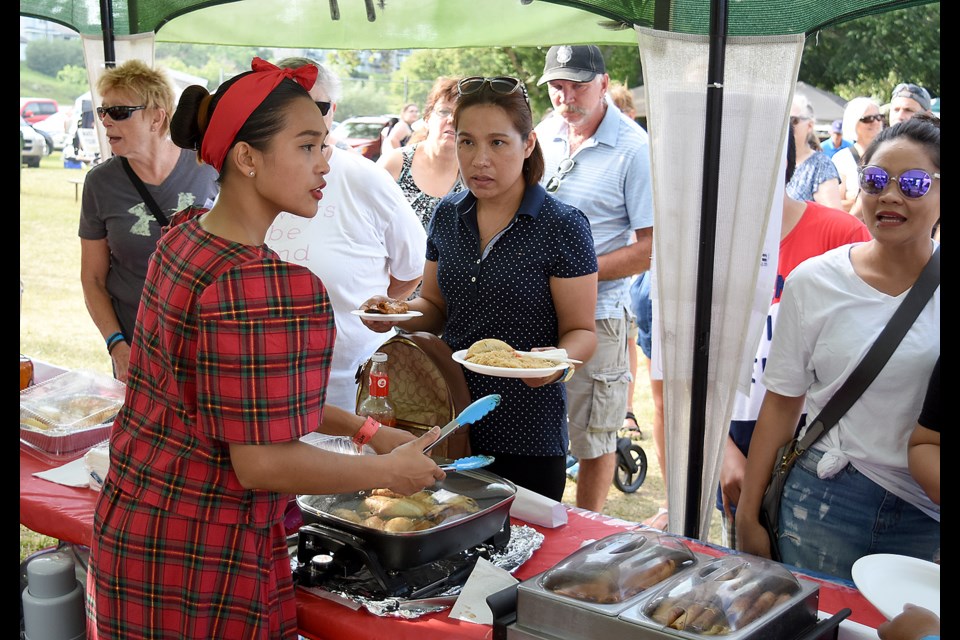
683, 0, 728, 539
99, 0, 116, 68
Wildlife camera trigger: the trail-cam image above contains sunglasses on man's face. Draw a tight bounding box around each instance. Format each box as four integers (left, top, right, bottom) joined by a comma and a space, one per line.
96, 105, 146, 121
858, 166, 940, 199
545, 157, 576, 193
315, 101, 332, 116
858, 114, 884, 124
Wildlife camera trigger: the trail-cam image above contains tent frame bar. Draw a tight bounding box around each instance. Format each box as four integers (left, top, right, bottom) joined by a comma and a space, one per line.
683, 0, 728, 539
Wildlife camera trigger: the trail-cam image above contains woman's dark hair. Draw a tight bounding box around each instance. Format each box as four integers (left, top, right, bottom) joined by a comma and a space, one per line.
785, 122, 797, 185
170, 73, 312, 179
861, 113, 940, 169
453, 82, 545, 187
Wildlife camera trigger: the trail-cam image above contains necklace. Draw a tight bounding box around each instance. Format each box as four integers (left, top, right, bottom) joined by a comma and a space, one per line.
478, 209, 515, 251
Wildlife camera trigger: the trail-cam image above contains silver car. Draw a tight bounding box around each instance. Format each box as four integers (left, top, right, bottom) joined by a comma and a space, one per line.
21, 117, 48, 168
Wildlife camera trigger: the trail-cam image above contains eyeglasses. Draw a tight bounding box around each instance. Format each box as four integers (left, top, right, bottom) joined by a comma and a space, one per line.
458, 76, 530, 108
96, 105, 146, 121
545, 158, 575, 193
434, 107, 454, 119
789, 115, 811, 126
858, 166, 940, 199
315, 101, 332, 116
858, 114, 885, 124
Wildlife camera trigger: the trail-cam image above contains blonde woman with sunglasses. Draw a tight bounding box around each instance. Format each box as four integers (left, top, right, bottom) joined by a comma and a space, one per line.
362, 76, 599, 500
736, 116, 940, 580
832, 96, 884, 212
79, 60, 218, 382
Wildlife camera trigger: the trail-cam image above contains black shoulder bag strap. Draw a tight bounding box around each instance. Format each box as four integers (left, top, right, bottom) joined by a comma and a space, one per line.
120, 157, 169, 227
796, 245, 940, 454
849, 145, 862, 167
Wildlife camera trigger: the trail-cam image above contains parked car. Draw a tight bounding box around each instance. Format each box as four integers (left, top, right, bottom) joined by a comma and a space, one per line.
333, 115, 397, 162
20, 98, 59, 125
21, 117, 49, 167
32, 109, 72, 151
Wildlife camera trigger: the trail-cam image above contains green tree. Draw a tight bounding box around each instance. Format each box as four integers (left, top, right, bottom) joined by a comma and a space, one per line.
155, 43, 274, 88
392, 46, 642, 121
335, 79, 397, 120
25, 39, 84, 76
799, 4, 940, 101
55, 65, 89, 96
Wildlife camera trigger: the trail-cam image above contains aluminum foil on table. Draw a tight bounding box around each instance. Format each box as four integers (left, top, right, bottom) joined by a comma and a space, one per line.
298, 524, 544, 619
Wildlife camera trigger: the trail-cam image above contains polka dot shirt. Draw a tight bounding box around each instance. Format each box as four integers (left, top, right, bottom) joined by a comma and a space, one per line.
426, 184, 598, 456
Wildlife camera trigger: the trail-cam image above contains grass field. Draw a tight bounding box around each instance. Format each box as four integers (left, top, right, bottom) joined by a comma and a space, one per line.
19, 151, 721, 562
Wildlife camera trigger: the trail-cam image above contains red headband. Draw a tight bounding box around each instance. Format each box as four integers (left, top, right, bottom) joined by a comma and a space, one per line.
200, 57, 318, 173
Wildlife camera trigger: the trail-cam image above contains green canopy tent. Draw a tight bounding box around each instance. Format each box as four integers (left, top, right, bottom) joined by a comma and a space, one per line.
20, 0, 936, 542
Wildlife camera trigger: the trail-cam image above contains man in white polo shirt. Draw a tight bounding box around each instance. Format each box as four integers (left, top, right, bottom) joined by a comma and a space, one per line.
535, 44, 654, 513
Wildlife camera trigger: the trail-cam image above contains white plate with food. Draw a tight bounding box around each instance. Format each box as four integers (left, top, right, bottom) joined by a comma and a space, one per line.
452, 349, 566, 379
351, 309, 423, 321
851, 553, 940, 620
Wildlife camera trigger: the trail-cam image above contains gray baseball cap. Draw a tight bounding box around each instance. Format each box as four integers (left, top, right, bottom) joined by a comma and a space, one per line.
538, 45, 606, 86
891, 83, 932, 112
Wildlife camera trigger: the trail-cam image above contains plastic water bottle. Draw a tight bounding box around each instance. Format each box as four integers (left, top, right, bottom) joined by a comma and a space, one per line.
22, 550, 86, 640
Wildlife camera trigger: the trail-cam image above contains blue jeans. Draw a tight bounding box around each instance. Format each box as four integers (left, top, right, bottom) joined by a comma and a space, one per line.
778, 447, 940, 581
629, 272, 652, 359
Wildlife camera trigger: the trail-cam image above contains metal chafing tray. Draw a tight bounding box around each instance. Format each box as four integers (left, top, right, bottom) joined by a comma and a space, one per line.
297, 469, 516, 571
505, 531, 831, 640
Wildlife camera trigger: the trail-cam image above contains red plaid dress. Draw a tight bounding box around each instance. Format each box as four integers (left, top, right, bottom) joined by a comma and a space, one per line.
87, 210, 335, 639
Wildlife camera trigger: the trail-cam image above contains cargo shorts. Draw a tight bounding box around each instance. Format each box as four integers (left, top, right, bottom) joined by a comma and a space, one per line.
567, 314, 631, 460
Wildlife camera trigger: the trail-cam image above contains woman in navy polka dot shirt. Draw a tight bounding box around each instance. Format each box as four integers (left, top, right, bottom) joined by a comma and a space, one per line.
363, 76, 598, 500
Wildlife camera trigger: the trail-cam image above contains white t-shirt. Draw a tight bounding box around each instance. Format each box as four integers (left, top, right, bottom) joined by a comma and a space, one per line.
267, 147, 427, 411
763, 244, 940, 520
831, 147, 860, 202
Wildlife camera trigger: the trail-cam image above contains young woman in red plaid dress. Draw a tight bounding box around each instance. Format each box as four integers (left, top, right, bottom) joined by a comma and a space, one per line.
85, 58, 445, 640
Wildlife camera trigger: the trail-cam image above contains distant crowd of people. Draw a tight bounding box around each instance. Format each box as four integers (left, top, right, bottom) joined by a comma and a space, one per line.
69, 45, 937, 639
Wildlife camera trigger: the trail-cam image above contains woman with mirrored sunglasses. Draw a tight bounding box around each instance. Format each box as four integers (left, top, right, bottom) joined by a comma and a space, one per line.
831, 96, 884, 213
737, 115, 940, 580
78, 59, 219, 383
378, 76, 465, 230
361, 77, 599, 500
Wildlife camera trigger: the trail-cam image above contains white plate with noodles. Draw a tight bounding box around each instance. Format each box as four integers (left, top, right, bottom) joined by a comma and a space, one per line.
452, 349, 567, 379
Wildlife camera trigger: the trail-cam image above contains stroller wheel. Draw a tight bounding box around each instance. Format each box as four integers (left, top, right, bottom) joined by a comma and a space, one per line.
614, 440, 647, 493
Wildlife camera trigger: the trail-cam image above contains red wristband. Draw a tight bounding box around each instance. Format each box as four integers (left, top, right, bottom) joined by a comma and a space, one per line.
353, 417, 381, 447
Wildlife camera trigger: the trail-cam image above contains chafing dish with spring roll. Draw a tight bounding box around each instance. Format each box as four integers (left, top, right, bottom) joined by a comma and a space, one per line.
500, 531, 846, 640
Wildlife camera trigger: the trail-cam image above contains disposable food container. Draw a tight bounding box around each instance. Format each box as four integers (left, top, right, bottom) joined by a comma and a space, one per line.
20, 369, 124, 458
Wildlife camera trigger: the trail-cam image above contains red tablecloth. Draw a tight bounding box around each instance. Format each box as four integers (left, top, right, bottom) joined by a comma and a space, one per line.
21, 448, 886, 639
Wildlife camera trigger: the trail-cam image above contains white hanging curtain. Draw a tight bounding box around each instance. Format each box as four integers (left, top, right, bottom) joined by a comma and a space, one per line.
80, 33, 156, 162
635, 27, 803, 539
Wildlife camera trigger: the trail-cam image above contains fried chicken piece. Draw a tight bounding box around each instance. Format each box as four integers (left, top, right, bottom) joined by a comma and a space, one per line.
364, 299, 409, 314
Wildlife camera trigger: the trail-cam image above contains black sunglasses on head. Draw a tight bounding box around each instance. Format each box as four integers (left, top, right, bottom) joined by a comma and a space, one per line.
458, 76, 530, 108
315, 101, 332, 116
96, 105, 146, 121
